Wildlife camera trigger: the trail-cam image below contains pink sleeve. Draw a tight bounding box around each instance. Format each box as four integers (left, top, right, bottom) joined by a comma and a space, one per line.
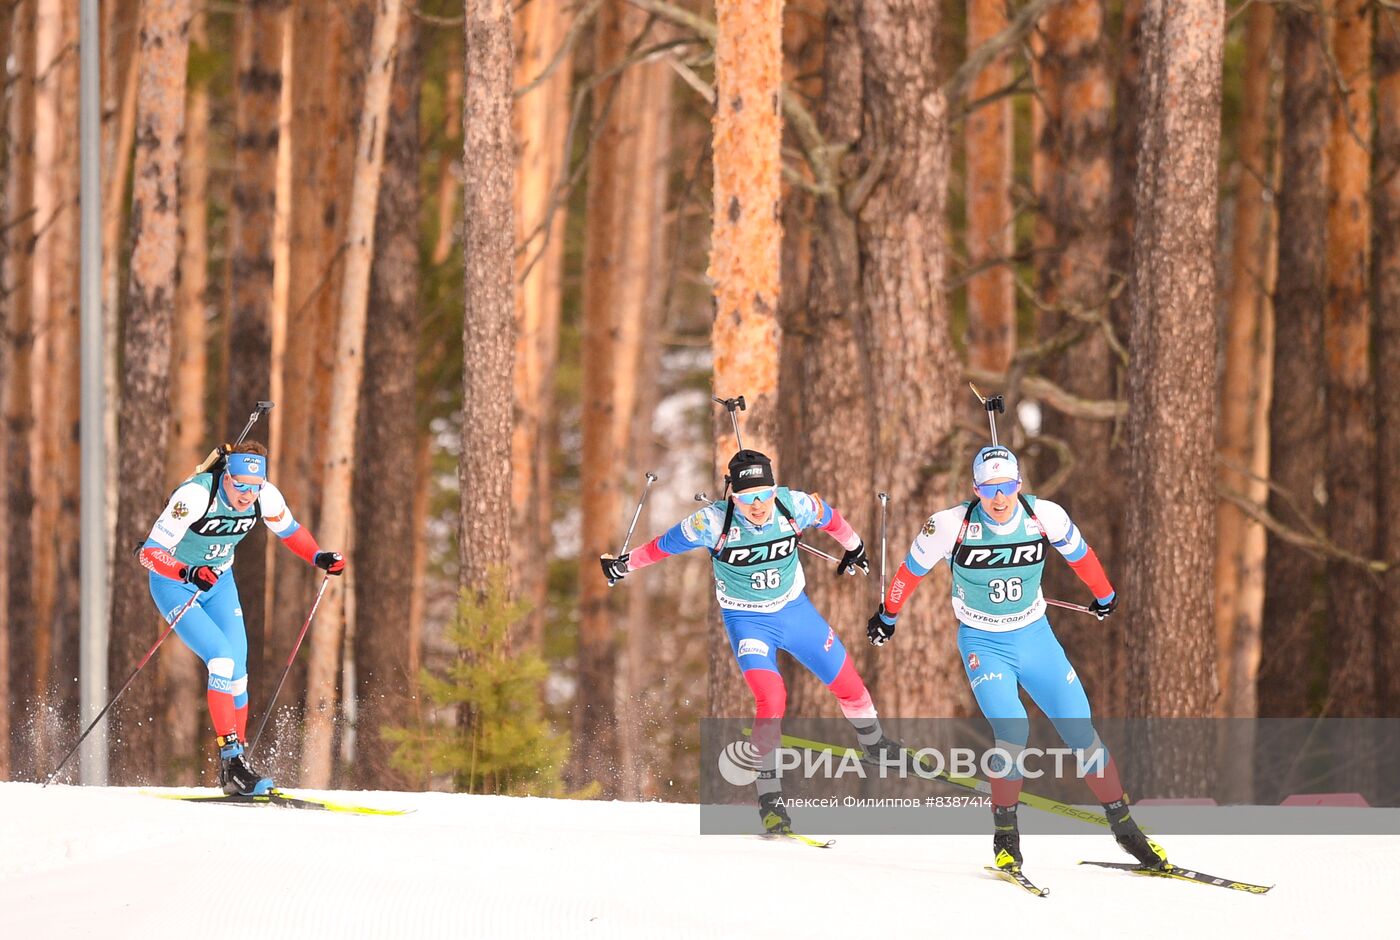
627, 536, 671, 570
819, 506, 861, 551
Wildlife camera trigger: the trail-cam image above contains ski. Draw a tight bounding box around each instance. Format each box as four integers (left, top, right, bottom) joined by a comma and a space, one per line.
1078, 860, 1273, 895
984, 865, 1049, 897
146, 788, 409, 817
769, 731, 1113, 829
762, 830, 835, 849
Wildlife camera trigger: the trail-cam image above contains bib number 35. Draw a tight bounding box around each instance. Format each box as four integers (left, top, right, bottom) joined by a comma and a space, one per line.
750, 569, 780, 591
988, 577, 1023, 603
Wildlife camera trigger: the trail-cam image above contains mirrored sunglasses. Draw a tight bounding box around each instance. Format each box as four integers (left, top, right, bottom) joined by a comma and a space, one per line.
732, 486, 776, 505
974, 479, 1020, 500
229, 477, 264, 494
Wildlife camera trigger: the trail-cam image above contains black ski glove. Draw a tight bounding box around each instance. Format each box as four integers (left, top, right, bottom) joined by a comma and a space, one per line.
836, 541, 869, 577
184, 565, 219, 592
315, 551, 346, 575
1089, 594, 1118, 620
867, 604, 896, 646
601, 553, 630, 586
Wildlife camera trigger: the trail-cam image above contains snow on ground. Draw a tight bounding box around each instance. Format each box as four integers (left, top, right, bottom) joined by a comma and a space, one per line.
1, 781, 1395, 939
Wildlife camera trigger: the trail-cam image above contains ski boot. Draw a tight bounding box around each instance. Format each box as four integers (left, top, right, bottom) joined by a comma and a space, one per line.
992, 804, 1023, 871
217, 732, 274, 796
758, 791, 793, 835
1105, 798, 1168, 870
858, 734, 906, 768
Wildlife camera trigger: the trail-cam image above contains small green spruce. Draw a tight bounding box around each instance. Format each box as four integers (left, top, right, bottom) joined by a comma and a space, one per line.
383, 568, 581, 796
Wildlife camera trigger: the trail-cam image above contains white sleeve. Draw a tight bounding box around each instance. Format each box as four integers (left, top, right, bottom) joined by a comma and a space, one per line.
1032, 499, 1085, 558
147, 481, 211, 550
906, 506, 966, 574
257, 481, 299, 537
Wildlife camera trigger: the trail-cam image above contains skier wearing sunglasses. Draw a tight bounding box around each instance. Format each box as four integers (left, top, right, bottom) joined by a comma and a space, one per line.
137, 441, 345, 795
868, 445, 1167, 875
601, 449, 900, 836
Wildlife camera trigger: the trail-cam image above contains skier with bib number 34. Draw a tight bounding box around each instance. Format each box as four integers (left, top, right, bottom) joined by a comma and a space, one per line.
601, 449, 901, 837
138, 441, 346, 795
868, 445, 1168, 875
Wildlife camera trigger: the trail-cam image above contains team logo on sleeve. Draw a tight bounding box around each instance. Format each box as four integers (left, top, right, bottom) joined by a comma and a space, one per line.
172, 502, 189, 520
922, 516, 937, 537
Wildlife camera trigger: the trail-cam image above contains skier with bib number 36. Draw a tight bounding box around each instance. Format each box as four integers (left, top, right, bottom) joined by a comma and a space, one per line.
868, 445, 1168, 875
138, 441, 346, 795
601, 449, 901, 837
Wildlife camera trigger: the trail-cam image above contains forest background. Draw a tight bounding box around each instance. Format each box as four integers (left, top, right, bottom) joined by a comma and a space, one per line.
2, 0, 1396, 800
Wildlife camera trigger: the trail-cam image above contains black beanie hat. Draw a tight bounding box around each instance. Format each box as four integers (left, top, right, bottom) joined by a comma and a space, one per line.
727, 449, 776, 490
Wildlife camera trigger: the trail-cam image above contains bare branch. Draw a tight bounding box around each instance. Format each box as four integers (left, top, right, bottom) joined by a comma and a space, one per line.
515, 1, 603, 99
945, 0, 1065, 107
1219, 486, 1388, 576
966, 367, 1127, 421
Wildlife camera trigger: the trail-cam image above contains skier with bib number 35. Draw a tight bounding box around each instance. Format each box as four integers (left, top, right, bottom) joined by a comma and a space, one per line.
868, 445, 1168, 875
138, 441, 346, 795
601, 449, 901, 836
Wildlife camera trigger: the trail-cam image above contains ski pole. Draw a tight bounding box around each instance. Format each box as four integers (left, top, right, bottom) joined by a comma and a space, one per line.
249, 573, 331, 756
968, 383, 1005, 446
618, 473, 658, 557
605, 472, 658, 588
1045, 597, 1094, 615
713, 395, 747, 451
44, 591, 202, 786
878, 492, 889, 598
234, 401, 275, 445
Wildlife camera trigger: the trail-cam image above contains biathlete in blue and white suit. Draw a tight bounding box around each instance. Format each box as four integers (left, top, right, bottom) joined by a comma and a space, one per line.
868, 445, 1167, 872
138, 442, 346, 795
601, 449, 900, 835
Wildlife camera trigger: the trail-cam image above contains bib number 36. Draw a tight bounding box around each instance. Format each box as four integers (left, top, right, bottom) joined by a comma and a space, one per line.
988, 577, 1023, 603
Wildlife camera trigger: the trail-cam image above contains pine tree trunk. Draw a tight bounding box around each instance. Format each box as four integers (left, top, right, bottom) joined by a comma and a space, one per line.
1122, 0, 1222, 722
227, 0, 289, 713
615, 38, 674, 800
3, 0, 37, 779
1036, 0, 1121, 719
707, 0, 784, 719
1376, 7, 1400, 716
1109, 0, 1143, 344
1259, 4, 1329, 718
0, 0, 11, 781
779, 0, 871, 721
352, 4, 420, 791
512, 0, 572, 648
160, 8, 213, 784
575, 1, 658, 795
1323, 0, 1376, 718
30, 0, 82, 772
856, 0, 963, 717
1215, 0, 1275, 717
458, 0, 515, 581
109, 0, 191, 785
432, 68, 462, 266
965, 0, 1014, 374
265, 0, 349, 766
300, 0, 401, 788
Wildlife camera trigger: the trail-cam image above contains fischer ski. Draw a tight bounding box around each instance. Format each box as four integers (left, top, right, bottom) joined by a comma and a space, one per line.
1078, 860, 1273, 894
764, 830, 835, 849
147, 788, 409, 817
984, 866, 1049, 897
